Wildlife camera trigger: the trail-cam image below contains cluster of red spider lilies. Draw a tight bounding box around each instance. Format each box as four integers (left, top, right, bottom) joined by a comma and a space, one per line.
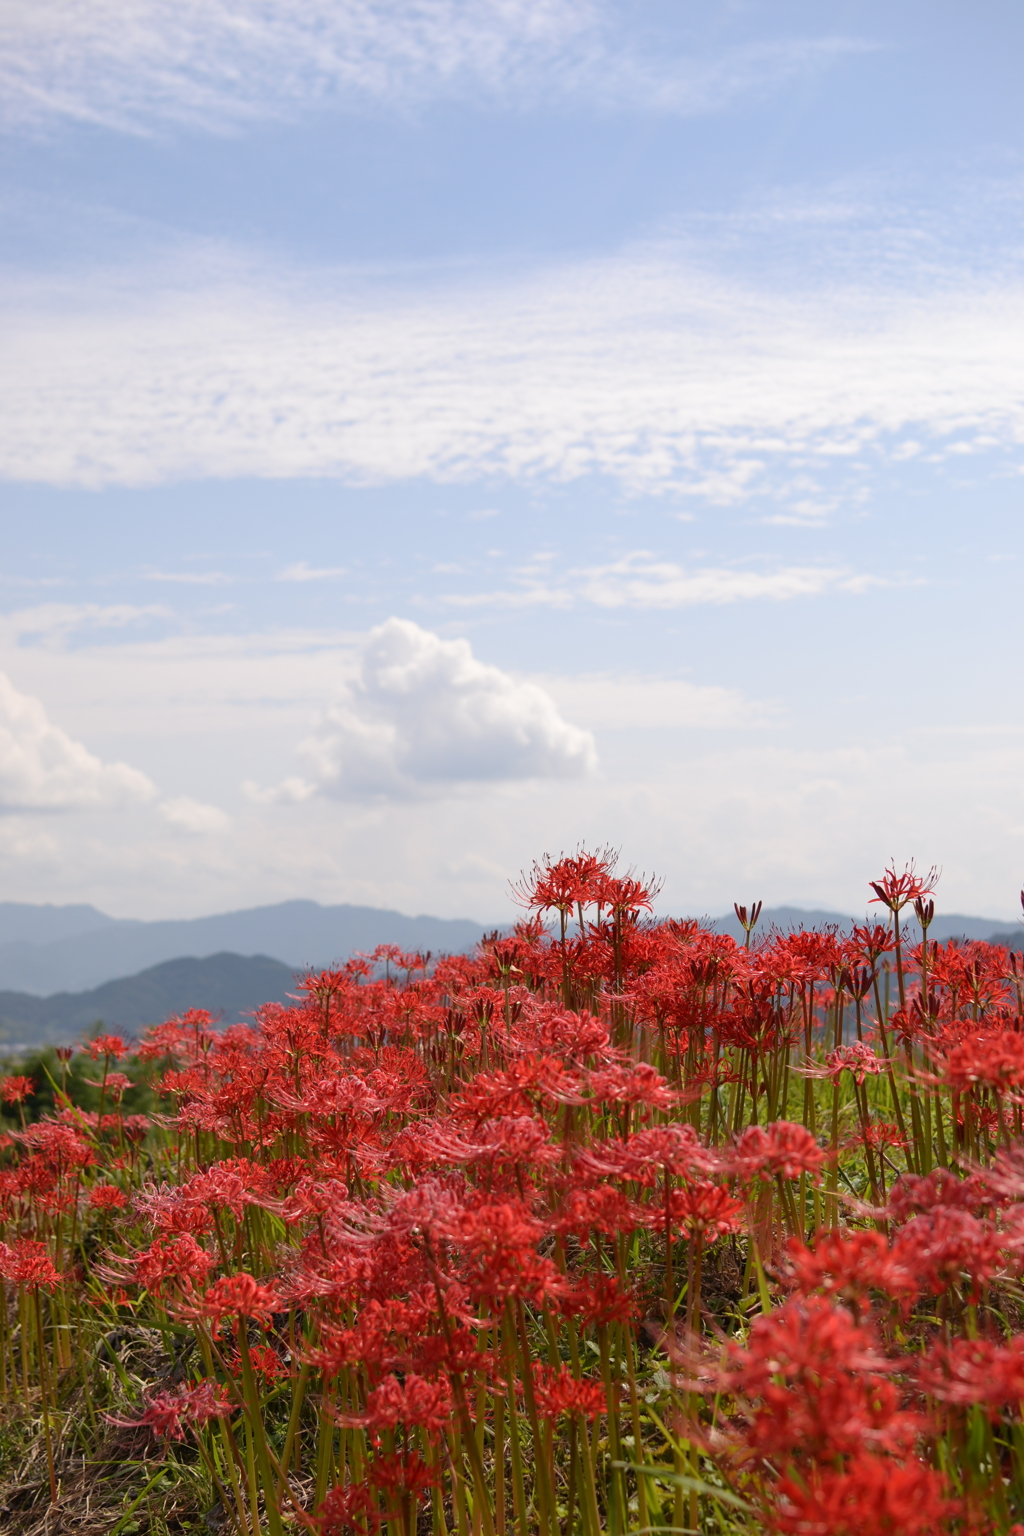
4, 850, 1024, 1535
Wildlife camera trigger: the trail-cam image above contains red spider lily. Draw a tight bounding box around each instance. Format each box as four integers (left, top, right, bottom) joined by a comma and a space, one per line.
582, 1061, 684, 1110
935, 1028, 1024, 1094
725, 1296, 916, 1463
891, 1207, 1004, 1298
108, 1379, 233, 1440
915, 1335, 1024, 1410
84, 1071, 133, 1097
804, 1042, 884, 1085
784, 1229, 918, 1310
528, 1363, 606, 1419
884, 1169, 992, 1222
575, 1122, 715, 1184
82, 1034, 129, 1060
451, 1057, 578, 1122
512, 849, 618, 915
0, 1237, 62, 1291
17, 1120, 95, 1174
129, 1233, 215, 1295
552, 1184, 641, 1241
365, 1451, 440, 1497
419, 1115, 560, 1175
869, 862, 939, 916
851, 924, 896, 963
726, 1121, 825, 1182
667, 1180, 744, 1240
769, 1454, 952, 1536
0, 1075, 34, 1104
314, 1482, 381, 1535
229, 1343, 286, 1383
846, 1121, 908, 1155
185, 1271, 282, 1326
718, 991, 795, 1055
88, 1184, 129, 1210
448, 1199, 560, 1310
340, 1372, 453, 1441
554, 1271, 637, 1326
9, 847, 1024, 1536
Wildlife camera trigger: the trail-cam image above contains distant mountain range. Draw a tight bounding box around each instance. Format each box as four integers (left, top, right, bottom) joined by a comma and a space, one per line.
0, 899, 1017, 1050
0, 899, 488, 996
710, 905, 1020, 947
0, 953, 298, 1048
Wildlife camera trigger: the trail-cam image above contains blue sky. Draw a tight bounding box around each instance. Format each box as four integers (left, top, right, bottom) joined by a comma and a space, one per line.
1, 0, 1023, 924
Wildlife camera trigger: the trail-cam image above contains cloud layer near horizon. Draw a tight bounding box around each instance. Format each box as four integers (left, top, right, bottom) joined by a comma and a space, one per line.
3, 242, 1021, 499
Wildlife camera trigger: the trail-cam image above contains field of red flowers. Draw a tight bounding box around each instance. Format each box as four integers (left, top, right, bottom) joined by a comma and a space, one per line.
3, 850, 1024, 1535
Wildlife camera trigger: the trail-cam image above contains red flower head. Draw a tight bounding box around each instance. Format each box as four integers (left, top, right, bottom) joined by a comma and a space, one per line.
529, 1363, 606, 1420
513, 849, 617, 915
89, 1184, 129, 1211
869, 862, 938, 916
937, 1028, 1024, 1095
0, 1075, 34, 1105
726, 1296, 915, 1465
315, 1483, 381, 1535
784, 1228, 917, 1309
82, 1034, 129, 1061
189, 1271, 281, 1327
132, 1233, 215, 1296
807, 1043, 884, 1087
916, 1335, 1024, 1410
667, 1180, 744, 1241
727, 1121, 825, 1183
770, 1454, 951, 1536
108, 1379, 233, 1441
341, 1372, 453, 1442
0, 1237, 62, 1291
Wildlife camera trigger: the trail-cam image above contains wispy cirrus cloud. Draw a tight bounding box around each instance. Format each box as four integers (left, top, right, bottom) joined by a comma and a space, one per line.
0, 0, 869, 134
2, 236, 1022, 502
143, 569, 234, 586
576, 554, 884, 608
442, 553, 887, 611
279, 563, 349, 583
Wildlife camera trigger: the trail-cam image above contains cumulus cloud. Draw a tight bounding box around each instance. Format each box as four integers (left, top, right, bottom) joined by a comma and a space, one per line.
3, 236, 1024, 499
0, 670, 156, 810
264, 618, 596, 801
0, 0, 864, 133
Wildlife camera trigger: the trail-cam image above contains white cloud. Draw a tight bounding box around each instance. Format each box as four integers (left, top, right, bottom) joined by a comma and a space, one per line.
279, 562, 348, 582
577, 554, 882, 608
143, 569, 233, 585
265, 617, 596, 800
158, 795, 231, 833
3, 728, 1023, 930
540, 673, 765, 730
3, 239, 1024, 498
442, 553, 885, 611
0, 670, 156, 811
0, 1, 866, 134
0, 610, 1022, 925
